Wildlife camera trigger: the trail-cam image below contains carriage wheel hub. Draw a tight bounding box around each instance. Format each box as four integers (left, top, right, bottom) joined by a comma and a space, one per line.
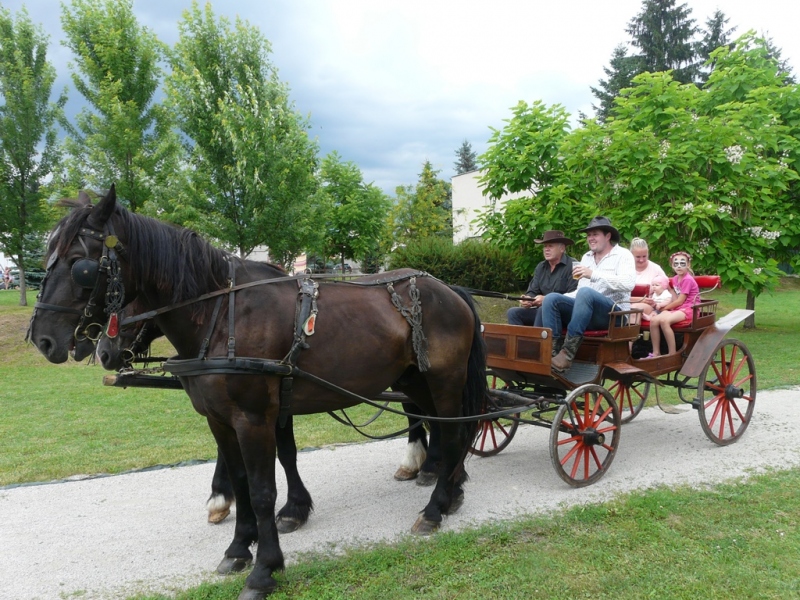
581, 427, 605, 446
724, 384, 744, 400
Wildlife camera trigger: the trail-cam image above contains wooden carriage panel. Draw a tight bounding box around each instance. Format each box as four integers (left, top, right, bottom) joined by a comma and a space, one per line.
483, 323, 552, 376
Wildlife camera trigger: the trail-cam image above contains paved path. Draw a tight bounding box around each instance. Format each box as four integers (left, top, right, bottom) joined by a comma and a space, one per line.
2, 388, 799, 600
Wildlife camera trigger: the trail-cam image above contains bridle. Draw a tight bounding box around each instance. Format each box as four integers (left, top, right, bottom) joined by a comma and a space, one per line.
27, 221, 127, 344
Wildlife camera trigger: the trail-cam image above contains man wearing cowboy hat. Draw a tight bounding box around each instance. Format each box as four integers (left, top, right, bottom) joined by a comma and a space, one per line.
542, 216, 636, 373
507, 230, 578, 327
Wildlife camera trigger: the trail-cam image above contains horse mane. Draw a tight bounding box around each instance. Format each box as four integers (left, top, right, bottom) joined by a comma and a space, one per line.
52, 195, 286, 307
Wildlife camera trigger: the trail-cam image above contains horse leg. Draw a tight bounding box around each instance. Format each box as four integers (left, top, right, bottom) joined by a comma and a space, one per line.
412, 419, 470, 535
275, 415, 314, 534
393, 405, 427, 481
206, 418, 259, 576
415, 422, 441, 487
207, 446, 235, 524
235, 417, 285, 599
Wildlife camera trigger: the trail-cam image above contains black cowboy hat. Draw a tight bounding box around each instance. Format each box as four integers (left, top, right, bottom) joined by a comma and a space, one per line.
580, 216, 620, 244
534, 230, 574, 246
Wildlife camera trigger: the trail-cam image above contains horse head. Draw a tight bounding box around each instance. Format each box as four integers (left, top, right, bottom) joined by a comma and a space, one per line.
28, 185, 136, 363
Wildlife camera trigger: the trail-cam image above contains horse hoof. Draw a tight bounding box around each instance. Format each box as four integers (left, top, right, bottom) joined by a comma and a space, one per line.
276, 516, 304, 534
208, 507, 231, 524
445, 492, 464, 515
217, 556, 252, 575
238, 583, 276, 600
393, 466, 419, 481
415, 471, 437, 487
411, 515, 440, 536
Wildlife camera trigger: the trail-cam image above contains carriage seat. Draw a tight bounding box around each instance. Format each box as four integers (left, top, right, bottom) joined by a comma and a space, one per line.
635, 275, 721, 330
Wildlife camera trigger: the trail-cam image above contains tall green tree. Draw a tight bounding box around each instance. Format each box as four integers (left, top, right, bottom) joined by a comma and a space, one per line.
695, 9, 736, 83
0, 7, 65, 305
591, 44, 644, 122
315, 152, 390, 269
626, 0, 699, 84
166, 1, 319, 264
453, 139, 478, 174
392, 161, 452, 245
59, 0, 183, 213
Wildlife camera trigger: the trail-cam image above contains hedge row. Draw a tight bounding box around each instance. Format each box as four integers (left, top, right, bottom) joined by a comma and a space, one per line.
387, 237, 526, 292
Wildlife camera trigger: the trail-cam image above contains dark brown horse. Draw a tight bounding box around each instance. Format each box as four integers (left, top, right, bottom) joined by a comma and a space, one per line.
28, 186, 486, 599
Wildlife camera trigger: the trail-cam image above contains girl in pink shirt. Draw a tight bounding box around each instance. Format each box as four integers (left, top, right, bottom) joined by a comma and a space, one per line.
647, 251, 699, 357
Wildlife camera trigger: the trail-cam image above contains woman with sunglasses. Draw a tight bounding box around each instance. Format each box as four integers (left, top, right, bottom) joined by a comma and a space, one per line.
647, 251, 699, 358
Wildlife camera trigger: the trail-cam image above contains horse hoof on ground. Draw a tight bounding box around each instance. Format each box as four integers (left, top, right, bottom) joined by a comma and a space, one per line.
393, 466, 419, 481
415, 471, 437, 487
208, 507, 231, 524
276, 516, 304, 534
238, 583, 276, 600
217, 556, 252, 575
411, 514, 440, 536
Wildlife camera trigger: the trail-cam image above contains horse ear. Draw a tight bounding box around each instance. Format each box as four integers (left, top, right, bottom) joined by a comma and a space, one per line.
87, 184, 117, 228
77, 191, 92, 207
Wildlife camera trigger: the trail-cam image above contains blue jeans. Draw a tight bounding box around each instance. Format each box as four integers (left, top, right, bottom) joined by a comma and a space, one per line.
507, 306, 543, 327
541, 287, 616, 338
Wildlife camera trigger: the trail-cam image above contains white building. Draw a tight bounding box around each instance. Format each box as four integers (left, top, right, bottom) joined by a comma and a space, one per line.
451, 170, 529, 243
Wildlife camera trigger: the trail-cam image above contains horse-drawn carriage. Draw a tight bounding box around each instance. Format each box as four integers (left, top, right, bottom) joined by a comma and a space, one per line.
27, 187, 756, 600
469, 274, 755, 487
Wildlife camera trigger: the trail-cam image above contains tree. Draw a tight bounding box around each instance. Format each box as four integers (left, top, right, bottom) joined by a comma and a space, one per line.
392, 161, 453, 246
563, 34, 800, 328
626, 0, 699, 84
695, 10, 736, 83
0, 7, 65, 305
166, 2, 319, 264
59, 0, 183, 213
314, 152, 390, 269
453, 139, 478, 174
591, 44, 644, 122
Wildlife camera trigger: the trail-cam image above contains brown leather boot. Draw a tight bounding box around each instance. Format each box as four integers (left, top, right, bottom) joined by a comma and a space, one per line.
551, 335, 583, 373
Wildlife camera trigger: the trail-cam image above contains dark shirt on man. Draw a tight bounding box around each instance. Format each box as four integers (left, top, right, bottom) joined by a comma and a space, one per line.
508, 254, 578, 327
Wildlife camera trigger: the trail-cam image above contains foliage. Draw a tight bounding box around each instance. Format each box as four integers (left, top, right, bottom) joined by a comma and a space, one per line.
479, 35, 800, 323
391, 161, 452, 245
166, 1, 319, 264
475, 100, 588, 277
388, 237, 525, 292
58, 0, 184, 214
626, 0, 699, 84
0, 6, 65, 304
313, 152, 390, 268
694, 9, 736, 83
478, 100, 571, 200
453, 139, 478, 174
591, 44, 644, 122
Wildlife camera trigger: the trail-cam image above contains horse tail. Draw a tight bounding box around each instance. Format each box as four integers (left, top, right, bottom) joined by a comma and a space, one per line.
449, 286, 487, 447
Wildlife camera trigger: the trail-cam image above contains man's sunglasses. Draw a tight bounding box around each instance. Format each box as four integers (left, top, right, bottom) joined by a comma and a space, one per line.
672, 259, 688, 267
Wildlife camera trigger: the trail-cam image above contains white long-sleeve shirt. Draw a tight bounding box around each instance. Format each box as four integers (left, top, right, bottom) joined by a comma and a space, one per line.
566, 244, 637, 310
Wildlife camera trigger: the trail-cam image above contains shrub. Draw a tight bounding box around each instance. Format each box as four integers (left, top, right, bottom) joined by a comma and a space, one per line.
388, 237, 525, 292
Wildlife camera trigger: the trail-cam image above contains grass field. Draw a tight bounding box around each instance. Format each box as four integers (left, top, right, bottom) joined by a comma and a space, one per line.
3, 282, 800, 600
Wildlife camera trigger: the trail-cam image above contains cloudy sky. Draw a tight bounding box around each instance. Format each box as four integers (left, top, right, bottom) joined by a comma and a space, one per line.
4, 0, 799, 195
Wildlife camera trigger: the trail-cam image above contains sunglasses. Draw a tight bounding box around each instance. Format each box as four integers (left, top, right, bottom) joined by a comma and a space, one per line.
672, 260, 688, 267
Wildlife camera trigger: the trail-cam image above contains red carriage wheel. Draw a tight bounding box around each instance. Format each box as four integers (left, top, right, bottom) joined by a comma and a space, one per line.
469, 374, 520, 457
549, 384, 621, 487
604, 378, 650, 424
696, 338, 756, 446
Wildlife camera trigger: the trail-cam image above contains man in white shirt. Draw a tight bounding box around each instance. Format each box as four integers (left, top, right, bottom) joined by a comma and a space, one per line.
542, 216, 636, 373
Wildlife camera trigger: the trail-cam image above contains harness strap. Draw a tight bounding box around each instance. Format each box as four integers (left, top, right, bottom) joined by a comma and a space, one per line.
227, 259, 236, 360
387, 276, 430, 372
198, 294, 225, 360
